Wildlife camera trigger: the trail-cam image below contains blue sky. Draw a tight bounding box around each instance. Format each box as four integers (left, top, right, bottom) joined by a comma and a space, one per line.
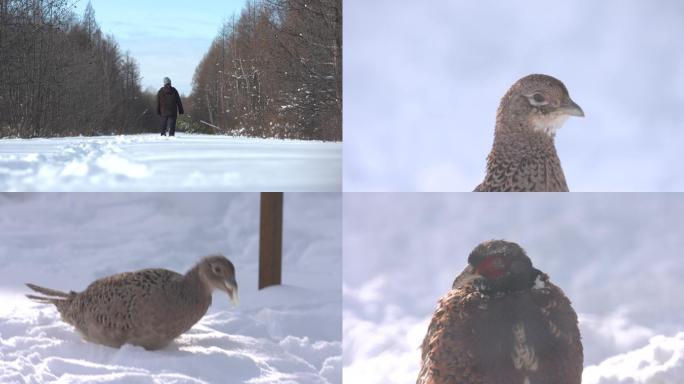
75, 0, 246, 95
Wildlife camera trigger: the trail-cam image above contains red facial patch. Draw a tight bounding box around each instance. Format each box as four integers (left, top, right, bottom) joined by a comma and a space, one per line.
477, 255, 507, 279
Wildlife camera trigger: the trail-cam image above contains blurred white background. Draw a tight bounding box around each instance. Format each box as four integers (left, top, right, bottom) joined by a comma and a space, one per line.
343, 193, 684, 383
343, 0, 684, 191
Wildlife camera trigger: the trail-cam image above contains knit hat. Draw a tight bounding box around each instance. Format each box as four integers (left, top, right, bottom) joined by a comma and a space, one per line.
163, 77, 171, 85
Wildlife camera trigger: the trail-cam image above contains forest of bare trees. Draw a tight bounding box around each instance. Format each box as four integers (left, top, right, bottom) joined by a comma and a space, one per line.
1, 0, 342, 141
188, 0, 342, 141
0, 0, 157, 138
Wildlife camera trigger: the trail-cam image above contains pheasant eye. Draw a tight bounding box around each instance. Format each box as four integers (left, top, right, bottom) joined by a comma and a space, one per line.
477, 256, 507, 279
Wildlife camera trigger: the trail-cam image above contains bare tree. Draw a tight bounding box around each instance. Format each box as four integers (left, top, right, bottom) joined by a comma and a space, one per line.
0, 0, 157, 138
188, 0, 341, 141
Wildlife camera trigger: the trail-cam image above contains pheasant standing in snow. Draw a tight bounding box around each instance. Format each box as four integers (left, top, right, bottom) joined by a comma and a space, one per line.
26, 255, 238, 350
474, 74, 584, 192
418, 240, 583, 384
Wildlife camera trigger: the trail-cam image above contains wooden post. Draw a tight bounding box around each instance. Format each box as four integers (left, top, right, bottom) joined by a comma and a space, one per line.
259, 192, 283, 289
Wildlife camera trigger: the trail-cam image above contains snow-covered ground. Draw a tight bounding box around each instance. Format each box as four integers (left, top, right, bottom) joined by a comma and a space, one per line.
0, 193, 341, 384
343, 193, 684, 383
344, 0, 684, 191
0, 134, 341, 191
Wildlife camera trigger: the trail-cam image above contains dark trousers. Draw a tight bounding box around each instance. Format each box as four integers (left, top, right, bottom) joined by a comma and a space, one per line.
160, 116, 177, 136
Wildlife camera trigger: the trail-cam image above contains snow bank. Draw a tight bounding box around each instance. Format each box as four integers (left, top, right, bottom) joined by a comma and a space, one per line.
0, 193, 341, 384
584, 333, 684, 384
0, 134, 341, 191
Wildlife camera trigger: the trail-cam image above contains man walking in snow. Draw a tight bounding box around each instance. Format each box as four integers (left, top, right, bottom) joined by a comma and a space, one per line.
157, 77, 184, 136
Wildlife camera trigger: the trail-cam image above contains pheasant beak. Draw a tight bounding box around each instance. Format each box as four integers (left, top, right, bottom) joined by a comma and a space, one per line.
224, 279, 239, 306
562, 98, 584, 117
462, 265, 484, 284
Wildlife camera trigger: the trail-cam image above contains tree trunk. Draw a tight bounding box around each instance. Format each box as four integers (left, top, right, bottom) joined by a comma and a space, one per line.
259, 192, 283, 290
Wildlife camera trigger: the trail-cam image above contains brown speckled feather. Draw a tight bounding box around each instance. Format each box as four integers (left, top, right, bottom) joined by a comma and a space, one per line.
418, 285, 485, 384
475, 74, 583, 192
418, 241, 583, 384
475, 131, 568, 192
26, 255, 239, 350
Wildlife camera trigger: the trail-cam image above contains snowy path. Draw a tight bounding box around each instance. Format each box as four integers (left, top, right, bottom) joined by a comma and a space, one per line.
0, 134, 341, 191
0, 194, 342, 384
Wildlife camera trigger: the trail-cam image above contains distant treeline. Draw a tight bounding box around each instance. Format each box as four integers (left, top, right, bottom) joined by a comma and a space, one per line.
0, 0, 157, 138
188, 0, 342, 141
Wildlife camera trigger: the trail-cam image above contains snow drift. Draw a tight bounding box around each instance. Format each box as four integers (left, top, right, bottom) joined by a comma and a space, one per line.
584, 333, 684, 384
0, 134, 341, 191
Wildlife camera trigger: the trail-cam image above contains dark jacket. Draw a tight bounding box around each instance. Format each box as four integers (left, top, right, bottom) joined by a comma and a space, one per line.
157, 85, 184, 117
